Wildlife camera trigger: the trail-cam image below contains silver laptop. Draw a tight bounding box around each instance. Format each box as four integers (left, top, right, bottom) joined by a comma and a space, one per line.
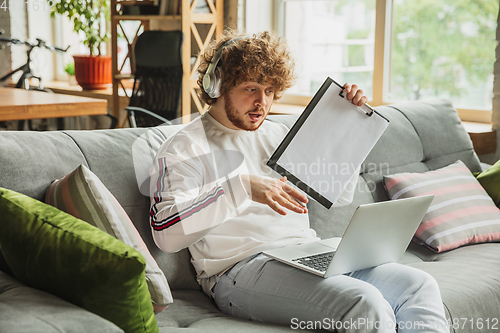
263, 195, 434, 278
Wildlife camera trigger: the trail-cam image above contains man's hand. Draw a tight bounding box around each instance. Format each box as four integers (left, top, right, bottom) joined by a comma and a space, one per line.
343, 83, 368, 107
241, 175, 308, 215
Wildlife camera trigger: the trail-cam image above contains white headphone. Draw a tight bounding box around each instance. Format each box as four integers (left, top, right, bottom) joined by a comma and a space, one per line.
202, 37, 242, 99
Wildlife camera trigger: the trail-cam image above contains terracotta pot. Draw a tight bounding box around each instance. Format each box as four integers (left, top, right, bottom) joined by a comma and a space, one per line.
73, 55, 112, 90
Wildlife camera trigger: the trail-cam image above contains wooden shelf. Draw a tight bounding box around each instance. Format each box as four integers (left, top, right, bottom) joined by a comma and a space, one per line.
114, 74, 135, 80
117, 0, 156, 5
19, 80, 131, 113
462, 121, 497, 155
113, 15, 181, 21
110, 0, 224, 126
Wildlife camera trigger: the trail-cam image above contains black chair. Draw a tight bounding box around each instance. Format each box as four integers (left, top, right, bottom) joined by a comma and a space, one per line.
126, 30, 183, 128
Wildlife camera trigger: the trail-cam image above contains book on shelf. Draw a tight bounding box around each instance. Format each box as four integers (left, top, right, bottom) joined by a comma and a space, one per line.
159, 0, 181, 15
159, 0, 168, 15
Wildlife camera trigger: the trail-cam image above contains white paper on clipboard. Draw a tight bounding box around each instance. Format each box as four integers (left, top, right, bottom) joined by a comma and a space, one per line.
267, 77, 389, 209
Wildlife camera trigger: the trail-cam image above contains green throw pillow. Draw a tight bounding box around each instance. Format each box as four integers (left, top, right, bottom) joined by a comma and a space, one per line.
475, 160, 500, 207
0, 187, 158, 333
0, 250, 11, 276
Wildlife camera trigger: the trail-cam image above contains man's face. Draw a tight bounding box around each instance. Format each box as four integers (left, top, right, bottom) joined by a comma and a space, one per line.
224, 81, 275, 131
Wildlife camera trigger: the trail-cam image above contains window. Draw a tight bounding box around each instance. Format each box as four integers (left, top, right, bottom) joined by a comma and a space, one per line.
389, 0, 498, 111
279, 0, 376, 99
270, 0, 499, 120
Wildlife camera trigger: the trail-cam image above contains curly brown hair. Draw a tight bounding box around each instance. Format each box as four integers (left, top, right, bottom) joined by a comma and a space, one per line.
197, 30, 296, 105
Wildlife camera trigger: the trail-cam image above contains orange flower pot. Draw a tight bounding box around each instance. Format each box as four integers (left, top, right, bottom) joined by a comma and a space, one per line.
73, 55, 112, 90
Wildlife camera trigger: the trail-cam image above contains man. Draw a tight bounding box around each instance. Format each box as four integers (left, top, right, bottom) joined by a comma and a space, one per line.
149, 30, 448, 332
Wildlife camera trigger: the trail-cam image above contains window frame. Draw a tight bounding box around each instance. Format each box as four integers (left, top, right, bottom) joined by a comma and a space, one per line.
271, 0, 493, 123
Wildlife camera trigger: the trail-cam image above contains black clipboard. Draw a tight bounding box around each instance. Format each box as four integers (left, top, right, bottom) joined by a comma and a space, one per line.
267, 77, 389, 209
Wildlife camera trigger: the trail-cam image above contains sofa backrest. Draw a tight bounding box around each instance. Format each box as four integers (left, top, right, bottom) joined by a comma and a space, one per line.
0, 125, 201, 291
268, 99, 482, 239
0, 98, 481, 291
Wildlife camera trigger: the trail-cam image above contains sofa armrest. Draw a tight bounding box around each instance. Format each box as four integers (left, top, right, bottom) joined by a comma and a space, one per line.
0, 270, 123, 333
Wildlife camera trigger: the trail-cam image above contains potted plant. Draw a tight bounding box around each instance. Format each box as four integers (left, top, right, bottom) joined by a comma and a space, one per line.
50, 0, 112, 90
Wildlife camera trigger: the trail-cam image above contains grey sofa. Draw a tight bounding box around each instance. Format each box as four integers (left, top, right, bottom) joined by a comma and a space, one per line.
1, 99, 499, 332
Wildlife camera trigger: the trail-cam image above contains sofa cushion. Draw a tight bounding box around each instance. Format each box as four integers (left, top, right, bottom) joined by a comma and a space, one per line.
272, 100, 482, 240
404, 243, 500, 329
0, 270, 123, 333
361, 99, 481, 204
0, 187, 158, 333
155, 290, 317, 332
384, 160, 500, 252
0, 131, 87, 202
64, 127, 201, 291
45, 164, 173, 312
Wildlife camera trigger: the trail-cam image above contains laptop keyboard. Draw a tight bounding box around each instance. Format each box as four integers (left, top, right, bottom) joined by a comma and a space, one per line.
292, 251, 335, 272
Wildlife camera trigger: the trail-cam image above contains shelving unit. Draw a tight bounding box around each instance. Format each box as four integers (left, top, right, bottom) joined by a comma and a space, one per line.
110, 0, 224, 126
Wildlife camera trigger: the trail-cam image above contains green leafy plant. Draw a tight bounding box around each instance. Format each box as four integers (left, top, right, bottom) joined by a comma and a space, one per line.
50, 0, 110, 56
391, 0, 498, 100
64, 62, 75, 76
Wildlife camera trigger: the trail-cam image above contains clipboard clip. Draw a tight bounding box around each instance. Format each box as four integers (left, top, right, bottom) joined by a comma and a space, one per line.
339, 88, 375, 117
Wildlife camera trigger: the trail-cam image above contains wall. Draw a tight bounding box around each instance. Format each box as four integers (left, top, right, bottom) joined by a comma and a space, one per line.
484, 3, 500, 164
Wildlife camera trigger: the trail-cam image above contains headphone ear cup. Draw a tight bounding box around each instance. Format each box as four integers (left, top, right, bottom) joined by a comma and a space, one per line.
203, 67, 220, 99
210, 67, 222, 99
203, 37, 242, 99
203, 71, 214, 98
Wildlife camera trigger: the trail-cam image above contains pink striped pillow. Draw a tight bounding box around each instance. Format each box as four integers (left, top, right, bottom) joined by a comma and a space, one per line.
45, 164, 173, 312
383, 160, 500, 252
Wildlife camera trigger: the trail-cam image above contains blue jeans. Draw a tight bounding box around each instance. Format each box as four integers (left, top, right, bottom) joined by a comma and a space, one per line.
212, 254, 449, 333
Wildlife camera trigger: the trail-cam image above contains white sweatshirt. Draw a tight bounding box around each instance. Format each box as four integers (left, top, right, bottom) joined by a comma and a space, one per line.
149, 112, 358, 280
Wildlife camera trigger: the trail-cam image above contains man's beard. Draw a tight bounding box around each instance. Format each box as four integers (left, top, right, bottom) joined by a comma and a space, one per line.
224, 95, 267, 131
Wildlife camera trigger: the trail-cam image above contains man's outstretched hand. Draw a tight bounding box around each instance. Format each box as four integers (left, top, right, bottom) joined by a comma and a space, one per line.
242, 175, 308, 215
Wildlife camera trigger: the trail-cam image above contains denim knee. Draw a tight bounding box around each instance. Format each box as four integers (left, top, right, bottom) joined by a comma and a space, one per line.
342, 284, 394, 319
338, 285, 396, 332
398, 268, 441, 300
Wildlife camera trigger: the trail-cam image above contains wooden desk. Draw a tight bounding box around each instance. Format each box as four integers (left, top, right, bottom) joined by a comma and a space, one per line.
0, 87, 108, 121
36, 80, 130, 127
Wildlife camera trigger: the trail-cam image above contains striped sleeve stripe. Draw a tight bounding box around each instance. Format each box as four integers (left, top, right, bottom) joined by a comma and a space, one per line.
150, 157, 226, 231
150, 157, 171, 221
152, 157, 168, 209
151, 186, 225, 231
